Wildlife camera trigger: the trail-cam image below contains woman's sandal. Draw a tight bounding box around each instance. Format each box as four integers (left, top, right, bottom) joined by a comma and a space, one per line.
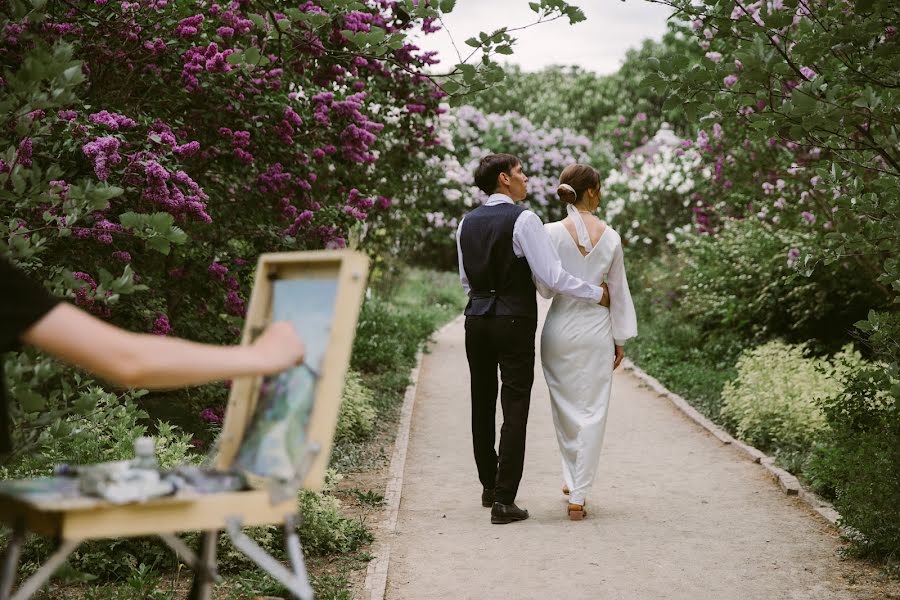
567, 502, 586, 521
562, 485, 570, 495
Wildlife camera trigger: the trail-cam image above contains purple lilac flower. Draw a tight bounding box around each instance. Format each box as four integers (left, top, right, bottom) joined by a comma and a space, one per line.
801, 211, 816, 225
17, 138, 33, 167
799, 66, 817, 80
705, 52, 722, 63
225, 290, 245, 316
208, 261, 229, 280
82, 136, 122, 180
724, 74, 738, 88
88, 110, 137, 130
175, 14, 204, 38
152, 313, 173, 335
200, 407, 224, 425
787, 248, 800, 267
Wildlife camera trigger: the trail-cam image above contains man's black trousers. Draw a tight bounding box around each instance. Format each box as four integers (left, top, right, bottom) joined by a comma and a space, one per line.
464, 315, 537, 505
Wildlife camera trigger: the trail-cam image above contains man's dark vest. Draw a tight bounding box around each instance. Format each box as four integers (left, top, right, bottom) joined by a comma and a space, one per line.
460, 202, 537, 318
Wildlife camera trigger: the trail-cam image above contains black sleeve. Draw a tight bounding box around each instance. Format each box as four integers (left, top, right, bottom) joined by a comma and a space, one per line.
0, 258, 60, 353
1, 258, 60, 454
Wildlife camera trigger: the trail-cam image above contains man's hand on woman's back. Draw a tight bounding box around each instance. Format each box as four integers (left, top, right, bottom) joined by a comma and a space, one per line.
598, 282, 610, 308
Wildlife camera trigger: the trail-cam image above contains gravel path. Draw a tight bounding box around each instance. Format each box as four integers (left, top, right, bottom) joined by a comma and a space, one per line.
384, 303, 896, 600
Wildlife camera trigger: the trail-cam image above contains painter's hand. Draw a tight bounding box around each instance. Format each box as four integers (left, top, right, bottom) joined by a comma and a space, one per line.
253, 321, 305, 373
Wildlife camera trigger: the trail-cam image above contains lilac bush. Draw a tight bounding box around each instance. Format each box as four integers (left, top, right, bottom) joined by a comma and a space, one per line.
404, 104, 613, 266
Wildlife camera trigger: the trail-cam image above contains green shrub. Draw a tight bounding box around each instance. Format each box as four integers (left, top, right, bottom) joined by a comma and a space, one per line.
677, 219, 883, 350
351, 296, 431, 377
1, 393, 197, 481
0, 394, 199, 583
626, 254, 748, 419
335, 371, 377, 443
720, 341, 865, 454
807, 363, 900, 558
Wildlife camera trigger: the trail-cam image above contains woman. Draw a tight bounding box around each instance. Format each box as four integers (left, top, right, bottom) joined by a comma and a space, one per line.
535, 164, 637, 520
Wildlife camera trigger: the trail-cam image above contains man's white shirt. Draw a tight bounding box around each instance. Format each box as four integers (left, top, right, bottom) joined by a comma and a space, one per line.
456, 193, 604, 304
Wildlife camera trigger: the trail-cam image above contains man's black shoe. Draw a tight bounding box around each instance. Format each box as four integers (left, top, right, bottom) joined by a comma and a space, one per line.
481, 488, 495, 508
490, 502, 529, 524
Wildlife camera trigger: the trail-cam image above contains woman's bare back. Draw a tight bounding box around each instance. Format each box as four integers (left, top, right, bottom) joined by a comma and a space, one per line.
562, 214, 607, 256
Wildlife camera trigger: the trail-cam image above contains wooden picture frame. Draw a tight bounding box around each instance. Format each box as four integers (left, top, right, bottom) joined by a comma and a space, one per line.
214, 249, 370, 490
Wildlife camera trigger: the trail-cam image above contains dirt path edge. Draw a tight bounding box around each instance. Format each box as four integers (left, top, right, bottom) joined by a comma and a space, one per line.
621, 358, 843, 527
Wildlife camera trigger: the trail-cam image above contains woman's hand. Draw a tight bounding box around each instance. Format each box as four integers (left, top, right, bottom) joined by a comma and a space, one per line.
613, 344, 624, 370
252, 321, 306, 374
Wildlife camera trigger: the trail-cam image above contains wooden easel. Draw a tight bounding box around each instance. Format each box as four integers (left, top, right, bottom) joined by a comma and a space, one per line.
0, 250, 370, 600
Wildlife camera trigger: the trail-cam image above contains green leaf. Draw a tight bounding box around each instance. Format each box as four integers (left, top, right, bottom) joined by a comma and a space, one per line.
73, 393, 98, 414
226, 51, 244, 64
243, 46, 261, 64
528, 1, 540, 12
119, 212, 142, 229
147, 236, 171, 255
249, 14, 266, 30
17, 390, 46, 412
440, 0, 456, 13
565, 6, 586, 24
458, 63, 477, 84
495, 45, 513, 55
368, 26, 386, 44
441, 79, 460, 94
464, 37, 479, 48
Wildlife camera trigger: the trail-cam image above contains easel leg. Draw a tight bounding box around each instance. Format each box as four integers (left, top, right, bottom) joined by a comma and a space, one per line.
7, 540, 79, 600
187, 530, 218, 600
225, 516, 313, 600
0, 522, 25, 600
283, 515, 310, 589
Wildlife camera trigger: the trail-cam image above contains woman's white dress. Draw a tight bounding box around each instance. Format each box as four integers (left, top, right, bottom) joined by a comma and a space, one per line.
536, 219, 637, 506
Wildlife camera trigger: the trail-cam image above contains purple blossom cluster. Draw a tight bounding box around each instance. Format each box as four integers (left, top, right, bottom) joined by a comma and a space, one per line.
71, 272, 111, 317
88, 110, 137, 130
181, 42, 236, 91
175, 14, 204, 38
82, 136, 122, 180
140, 160, 211, 222
152, 313, 173, 335
200, 406, 225, 425
16, 137, 33, 168
208, 261, 229, 280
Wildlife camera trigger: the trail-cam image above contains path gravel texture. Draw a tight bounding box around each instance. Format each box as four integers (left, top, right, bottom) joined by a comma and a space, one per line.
384, 302, 896, 600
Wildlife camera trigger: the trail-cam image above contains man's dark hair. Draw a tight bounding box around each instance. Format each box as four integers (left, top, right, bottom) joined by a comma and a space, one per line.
473, 153, 521, 195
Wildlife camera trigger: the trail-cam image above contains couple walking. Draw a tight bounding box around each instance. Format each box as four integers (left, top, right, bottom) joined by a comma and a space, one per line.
456, 153, 637, 524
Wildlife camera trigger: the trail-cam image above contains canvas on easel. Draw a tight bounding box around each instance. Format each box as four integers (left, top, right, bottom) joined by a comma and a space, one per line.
0, 249, 370, 600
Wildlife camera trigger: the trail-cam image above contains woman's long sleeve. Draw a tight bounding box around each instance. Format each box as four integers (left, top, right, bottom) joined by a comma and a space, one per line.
608, 241, 637, 345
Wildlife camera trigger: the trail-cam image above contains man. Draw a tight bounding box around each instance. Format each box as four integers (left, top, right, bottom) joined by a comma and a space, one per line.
456, 154, 609, 524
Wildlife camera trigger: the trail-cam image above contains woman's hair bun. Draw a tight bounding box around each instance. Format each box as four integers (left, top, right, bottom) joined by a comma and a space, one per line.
556, 183, 577, 205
